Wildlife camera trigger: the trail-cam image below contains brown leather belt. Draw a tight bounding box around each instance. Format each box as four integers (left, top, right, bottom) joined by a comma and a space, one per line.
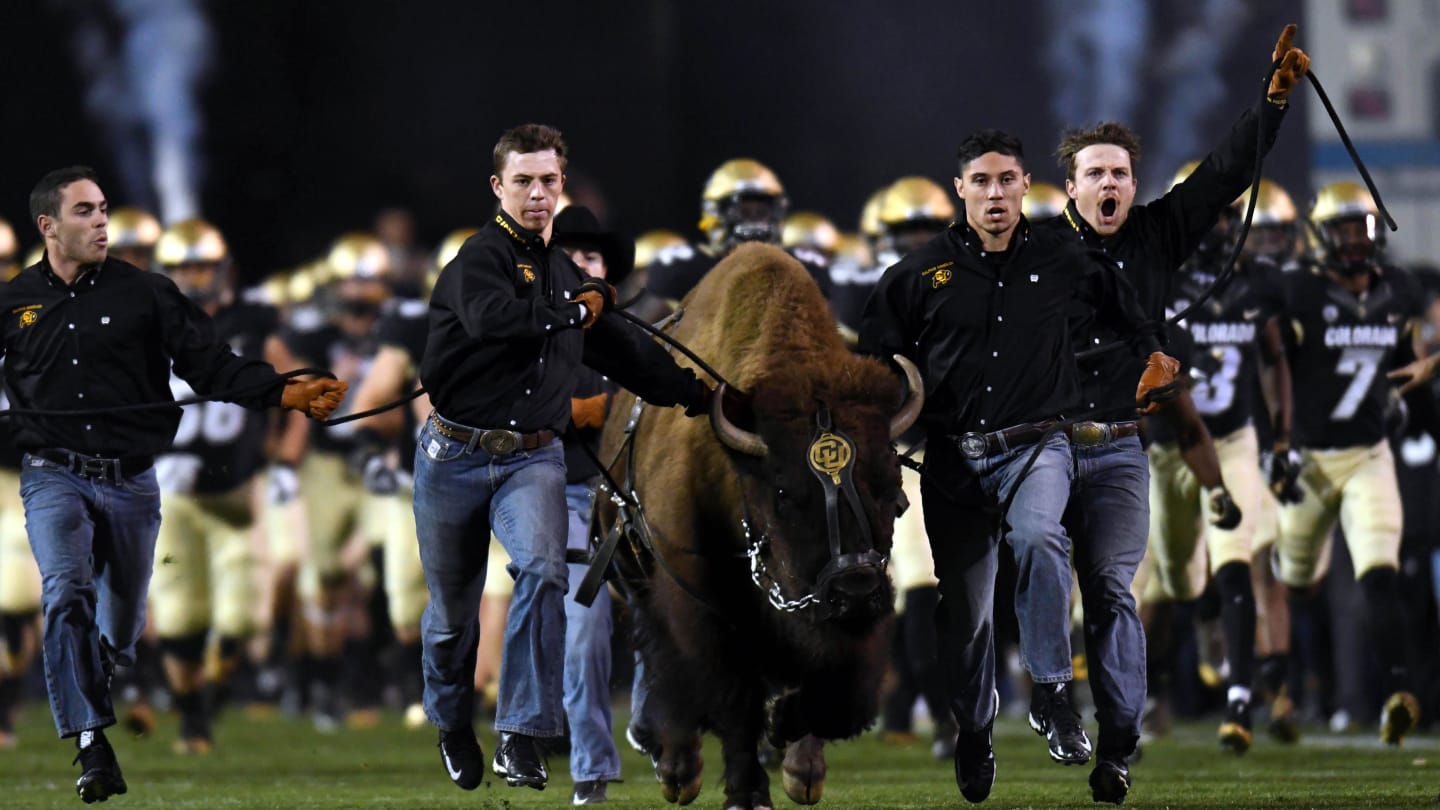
428, 413, 556, 457
954, 419, 1060, 459
30, 448, 154, 484
1065, 420, 1139, 448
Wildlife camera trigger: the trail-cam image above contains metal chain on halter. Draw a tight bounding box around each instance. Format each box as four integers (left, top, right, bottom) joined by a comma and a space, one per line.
742, 517, 820, 613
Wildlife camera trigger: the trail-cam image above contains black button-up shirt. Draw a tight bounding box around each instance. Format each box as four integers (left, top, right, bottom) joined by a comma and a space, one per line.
1044, 100, 1288, 421
420, 209, 701, 431
859, 220, 1157, 437
0, 257, 287, 456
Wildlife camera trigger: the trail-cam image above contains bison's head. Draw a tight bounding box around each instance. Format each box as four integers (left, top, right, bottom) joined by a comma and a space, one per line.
708, 355, 922, 625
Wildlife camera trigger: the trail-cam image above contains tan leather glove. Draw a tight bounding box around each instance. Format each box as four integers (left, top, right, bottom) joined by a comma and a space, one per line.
570, 393, 608, 429
1135, 352, 1182, 415
573, 279, 617, 329
281, 378, 349, 420
1267, 24, 1311, 101
575, 291, 605, 329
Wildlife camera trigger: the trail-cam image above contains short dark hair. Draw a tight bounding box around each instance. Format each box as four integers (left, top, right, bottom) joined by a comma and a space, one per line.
493, 124, 567, 177
1055, 123, 1141, 181
30, 165, 100, 227
956, 129, 1025, 176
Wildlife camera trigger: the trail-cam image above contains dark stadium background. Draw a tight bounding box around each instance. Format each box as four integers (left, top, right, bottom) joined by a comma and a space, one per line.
1, 0, 1306, 282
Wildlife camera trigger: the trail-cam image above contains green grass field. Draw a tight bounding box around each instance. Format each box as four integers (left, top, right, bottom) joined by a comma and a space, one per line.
0, 702, 1435, 809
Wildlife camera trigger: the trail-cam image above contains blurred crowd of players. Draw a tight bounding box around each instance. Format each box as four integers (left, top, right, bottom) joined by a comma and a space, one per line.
0, 153, 1435, 765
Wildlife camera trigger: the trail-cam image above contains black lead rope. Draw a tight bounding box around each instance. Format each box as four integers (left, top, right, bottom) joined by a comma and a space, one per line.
0, 367, 335, 419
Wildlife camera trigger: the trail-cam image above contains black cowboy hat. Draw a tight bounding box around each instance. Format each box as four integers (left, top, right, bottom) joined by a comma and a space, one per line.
553, 205, 634, 286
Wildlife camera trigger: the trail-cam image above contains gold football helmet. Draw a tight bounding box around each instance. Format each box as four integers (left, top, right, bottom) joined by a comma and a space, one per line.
876, 177, 954, 259
327, 232, 392, 281
858, 188, 886, 243
633, 229, 688, 271
107, 207, 162, 250
878, 177, 955, 227
833, 232, 874, 272
781, 211, 840, 254
1022, 182, 1070, 220
698, 158, 788, 249
1233, 179, 1299, 264
427, 227, 480, 297
1310, 181, 1382, 273
0, 218, 17, 281
156, 219, 230, 304
155, 219, 228, 266
24, 244, 44, 270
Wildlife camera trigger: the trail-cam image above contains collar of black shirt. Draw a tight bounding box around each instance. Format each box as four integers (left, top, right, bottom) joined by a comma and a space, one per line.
1061, 199, 1105, 247
39, 257, 103, 288
493, 208, 548, 251
952, 219, 1028, 262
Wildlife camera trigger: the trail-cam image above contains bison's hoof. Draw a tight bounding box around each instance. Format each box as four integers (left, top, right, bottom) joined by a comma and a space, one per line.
781, 735, 827, 805
659, 759, 704, 805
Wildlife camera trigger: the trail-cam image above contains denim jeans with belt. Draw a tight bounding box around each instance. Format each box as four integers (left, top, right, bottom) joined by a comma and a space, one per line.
1066, 434, 1148, 755
20, 453, 162, 737
413, 416, 569, 737
923, 432, 1075, 731
564, 483, 621, 782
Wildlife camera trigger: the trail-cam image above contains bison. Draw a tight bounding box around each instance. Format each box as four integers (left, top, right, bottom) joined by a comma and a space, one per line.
598, 243, 922, 809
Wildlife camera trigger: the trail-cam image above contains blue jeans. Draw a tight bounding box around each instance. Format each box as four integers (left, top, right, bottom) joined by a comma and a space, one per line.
564, 483, 621, 782
923, 433, 1075, 731
413, 418, 569, 737
20, 454, 162, 737
1066, 435, 1148, 752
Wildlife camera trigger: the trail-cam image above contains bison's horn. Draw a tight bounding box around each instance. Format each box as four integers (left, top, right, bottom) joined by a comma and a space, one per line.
710, 383, 768, 457
889, 354, 924, 440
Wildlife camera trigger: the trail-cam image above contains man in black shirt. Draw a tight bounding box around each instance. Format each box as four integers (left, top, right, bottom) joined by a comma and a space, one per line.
416, 125, 710, 794
859, 129, 1177, 804
1038, 27, 1307, 801
4, 166, 347, 803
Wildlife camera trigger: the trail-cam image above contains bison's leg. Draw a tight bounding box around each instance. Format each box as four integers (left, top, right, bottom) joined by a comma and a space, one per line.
780, 734, 827, 805
715, 687, 773, 810
652, 690, 705, 804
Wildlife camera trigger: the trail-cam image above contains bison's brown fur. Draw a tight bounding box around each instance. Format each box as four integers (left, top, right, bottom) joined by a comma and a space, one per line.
600, 243, 907, 809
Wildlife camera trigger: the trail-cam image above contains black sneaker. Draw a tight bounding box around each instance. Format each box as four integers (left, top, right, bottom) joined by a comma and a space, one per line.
438, 727, 485, 790
1029, 682, 1093, 765
1089, 757, 1130, 804
953, 725, 996, 804
1218, 698, 1253, 754
74, 729, 128, 804
572, 779, 608, 805
492, 731, 547, 790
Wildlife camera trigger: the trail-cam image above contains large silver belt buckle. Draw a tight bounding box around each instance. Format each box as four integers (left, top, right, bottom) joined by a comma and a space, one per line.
1072, 421, 1108, 447
479, 429, 520, 456
958, 432, 989, 460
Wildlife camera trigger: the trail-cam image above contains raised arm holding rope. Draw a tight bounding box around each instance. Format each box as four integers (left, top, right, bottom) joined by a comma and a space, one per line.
1025, 26, 1309, 801
3, 166, 347, 804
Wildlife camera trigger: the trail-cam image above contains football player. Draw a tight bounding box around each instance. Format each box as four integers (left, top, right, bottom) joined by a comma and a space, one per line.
1276, 181, 1435, 745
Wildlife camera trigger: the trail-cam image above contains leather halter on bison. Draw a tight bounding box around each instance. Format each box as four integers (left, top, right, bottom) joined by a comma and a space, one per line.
598, 243, 922, 809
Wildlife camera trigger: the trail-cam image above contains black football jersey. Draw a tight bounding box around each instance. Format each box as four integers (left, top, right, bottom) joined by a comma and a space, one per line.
1171, 261, 1286, 438
1284, 266, 1424, 449
646, 240, 834, 307
373, 297, 430, 474
283, 314, 378, 456
643, 241, 718, 304
156, 302, 280, 494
